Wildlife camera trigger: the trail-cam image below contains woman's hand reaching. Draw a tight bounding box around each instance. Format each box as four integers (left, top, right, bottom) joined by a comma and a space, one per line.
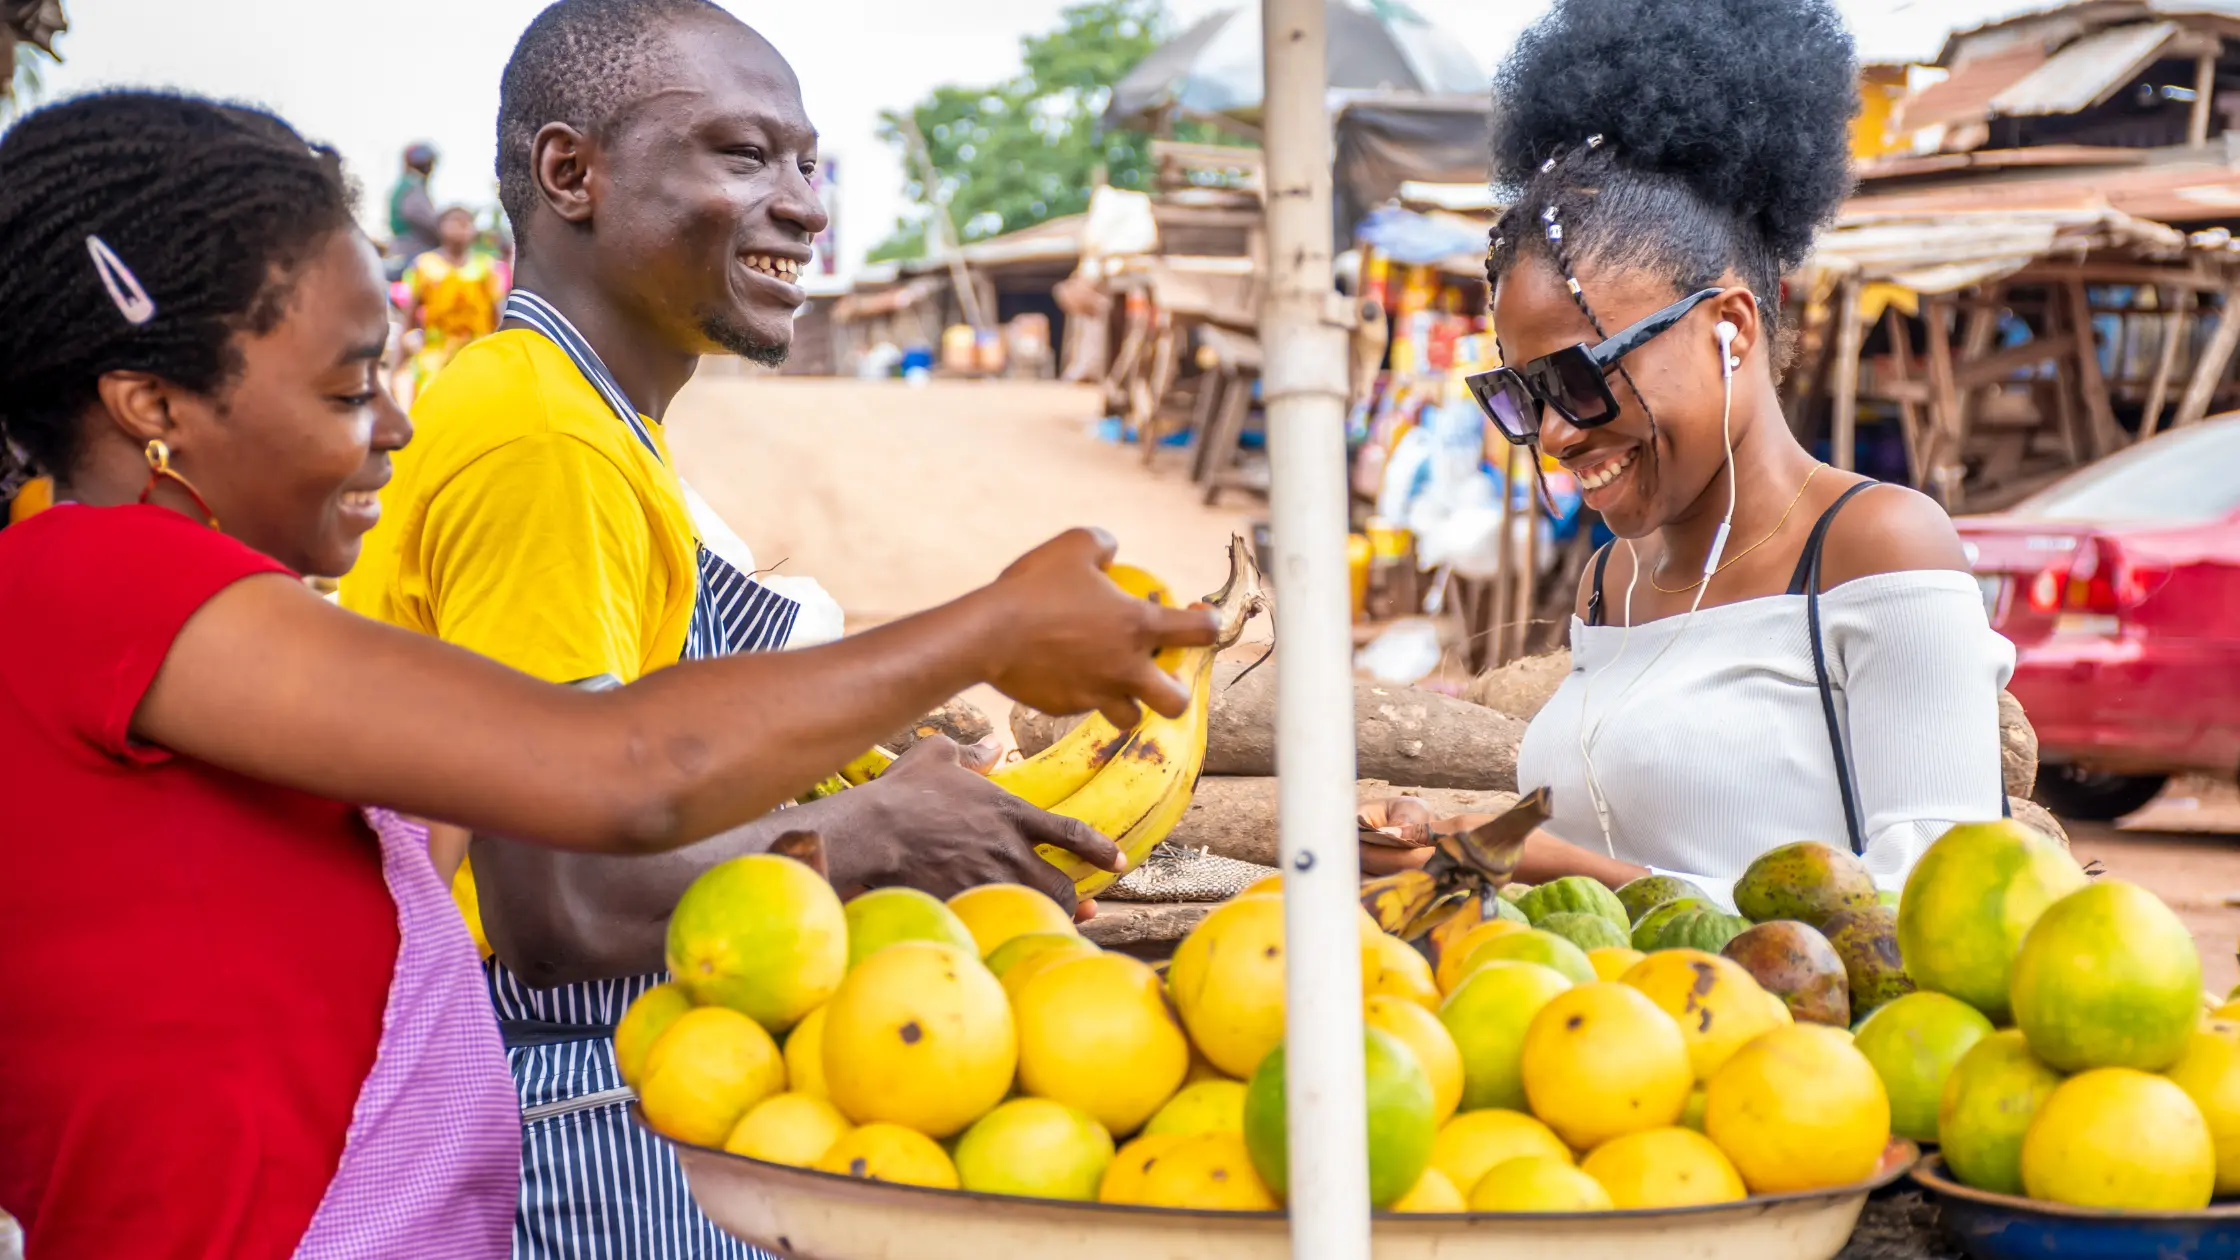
1353, 797, 1650, 886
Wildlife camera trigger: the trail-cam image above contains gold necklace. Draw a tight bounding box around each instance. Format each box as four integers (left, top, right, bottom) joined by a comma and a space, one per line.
1651, 463, 1824, 594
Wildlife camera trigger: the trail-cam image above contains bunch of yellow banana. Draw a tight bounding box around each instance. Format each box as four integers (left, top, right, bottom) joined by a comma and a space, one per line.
805, 538, 1264, 898
1006, 537, 1263, 898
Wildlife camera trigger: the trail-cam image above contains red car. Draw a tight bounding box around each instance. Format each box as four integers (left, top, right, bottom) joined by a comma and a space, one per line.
1956, 417, 2240, 821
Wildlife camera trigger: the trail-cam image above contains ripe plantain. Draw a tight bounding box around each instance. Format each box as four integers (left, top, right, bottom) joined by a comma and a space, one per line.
986, 711, 1135, 808
790, 539, 1264, 895
1035, 537, 1264, 897
838, 746, 895, 785
1038, 647, 1215, 897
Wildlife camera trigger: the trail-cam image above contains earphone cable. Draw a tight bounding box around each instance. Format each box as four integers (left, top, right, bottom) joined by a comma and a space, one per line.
1575, 326, 1739, 859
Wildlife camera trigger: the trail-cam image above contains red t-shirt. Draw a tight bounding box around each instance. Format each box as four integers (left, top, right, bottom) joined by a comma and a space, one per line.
0, 505, 401, 1259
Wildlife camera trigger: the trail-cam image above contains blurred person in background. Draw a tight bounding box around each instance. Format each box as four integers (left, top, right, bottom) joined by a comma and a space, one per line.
396, 206, 508, 405
387, 141, 441, 278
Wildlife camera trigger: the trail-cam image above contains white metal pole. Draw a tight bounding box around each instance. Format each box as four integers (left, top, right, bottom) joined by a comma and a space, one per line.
1260, 1, 1370, 1258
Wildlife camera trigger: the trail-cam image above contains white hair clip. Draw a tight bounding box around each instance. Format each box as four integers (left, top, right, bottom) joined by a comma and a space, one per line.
86, 236, 156, 326
1586, 134, 1605, 149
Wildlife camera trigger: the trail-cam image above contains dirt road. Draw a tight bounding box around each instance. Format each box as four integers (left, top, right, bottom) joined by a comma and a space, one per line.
669, 376, 1259, 624
671, 376, 2240, 990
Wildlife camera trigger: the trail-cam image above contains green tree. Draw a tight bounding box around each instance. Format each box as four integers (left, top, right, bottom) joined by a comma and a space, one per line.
871, 0, 1234, 262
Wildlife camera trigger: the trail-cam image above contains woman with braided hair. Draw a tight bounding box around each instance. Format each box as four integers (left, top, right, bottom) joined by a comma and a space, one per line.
1377, 0, 2013, 908
0, 91, 1214, 1259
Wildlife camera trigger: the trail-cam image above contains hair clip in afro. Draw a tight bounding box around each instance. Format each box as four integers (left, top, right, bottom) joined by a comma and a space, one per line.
1585, 134, 1605, 150
86, 236, 156, 326
1540, 205, 1563, 244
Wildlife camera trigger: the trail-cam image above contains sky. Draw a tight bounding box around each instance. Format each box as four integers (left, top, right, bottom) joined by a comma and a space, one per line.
29, 0, 2031, 278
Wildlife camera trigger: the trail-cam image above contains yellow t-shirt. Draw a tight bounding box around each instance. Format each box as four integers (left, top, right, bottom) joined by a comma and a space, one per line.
341, 328, 698, 684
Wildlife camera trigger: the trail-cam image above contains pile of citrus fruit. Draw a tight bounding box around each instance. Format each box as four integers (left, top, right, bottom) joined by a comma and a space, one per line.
1866, 818, 2237, 1213
626, 852, 1907, 1213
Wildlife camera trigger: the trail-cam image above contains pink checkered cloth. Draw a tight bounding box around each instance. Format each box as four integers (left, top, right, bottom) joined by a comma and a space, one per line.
290, 809, 519, 1260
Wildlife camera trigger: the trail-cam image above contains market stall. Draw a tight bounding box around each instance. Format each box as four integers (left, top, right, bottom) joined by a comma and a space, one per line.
1339, 203, 1590, 673
1786, 203, 2240, 509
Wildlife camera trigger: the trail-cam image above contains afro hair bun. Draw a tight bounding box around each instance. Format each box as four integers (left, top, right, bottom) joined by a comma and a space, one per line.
1492, 0, 1859, 270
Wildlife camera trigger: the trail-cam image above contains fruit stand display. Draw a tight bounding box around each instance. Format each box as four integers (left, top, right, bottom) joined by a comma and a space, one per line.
585, 542, 2228, 1260
629, 832, 1918, 1259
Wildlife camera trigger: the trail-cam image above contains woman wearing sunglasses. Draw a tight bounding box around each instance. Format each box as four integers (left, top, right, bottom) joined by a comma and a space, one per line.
1388, 0, 2013, 908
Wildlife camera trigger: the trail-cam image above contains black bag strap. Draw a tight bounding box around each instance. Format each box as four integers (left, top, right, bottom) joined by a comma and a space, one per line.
1796, 483, 1878, 855
1585, 541, 1615, 627
1793, 482, 2012, 845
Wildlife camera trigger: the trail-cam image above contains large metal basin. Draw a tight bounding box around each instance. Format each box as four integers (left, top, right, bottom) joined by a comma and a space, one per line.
658, 1111, 1916, 1260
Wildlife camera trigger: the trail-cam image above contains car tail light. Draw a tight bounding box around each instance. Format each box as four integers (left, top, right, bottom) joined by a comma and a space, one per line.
2023, 535, 2167, 617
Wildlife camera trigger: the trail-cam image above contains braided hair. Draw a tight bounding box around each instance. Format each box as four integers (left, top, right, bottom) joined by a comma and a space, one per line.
1486, 0, 1858, 352
0, 91, 358, 496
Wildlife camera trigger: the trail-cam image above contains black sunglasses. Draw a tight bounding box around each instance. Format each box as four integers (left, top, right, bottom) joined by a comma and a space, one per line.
1466, 288, 1724, 445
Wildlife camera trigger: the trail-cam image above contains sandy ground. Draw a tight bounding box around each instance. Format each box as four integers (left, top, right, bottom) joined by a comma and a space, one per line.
668, 376, 1260, 624
669, 375, 2240, 988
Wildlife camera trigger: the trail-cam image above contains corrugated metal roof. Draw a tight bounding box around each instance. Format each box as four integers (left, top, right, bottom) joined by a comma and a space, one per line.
831, 274, 948, 323
1989, 20, 2182, 116
879, 214, 1089, 280
1857, 144, 2153, 180
1937, 1, 2240, 67
1841, 157, 2240, 224
1898, 43, 2052, 133
1808, 206, 2192, 291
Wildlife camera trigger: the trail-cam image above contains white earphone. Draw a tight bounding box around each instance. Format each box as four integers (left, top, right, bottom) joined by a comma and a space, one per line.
1574, 310, 1745, 857
1704, 318, 1741, 578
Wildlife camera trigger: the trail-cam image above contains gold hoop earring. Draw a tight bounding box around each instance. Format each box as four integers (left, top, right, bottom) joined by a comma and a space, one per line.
139, 439, 220, 529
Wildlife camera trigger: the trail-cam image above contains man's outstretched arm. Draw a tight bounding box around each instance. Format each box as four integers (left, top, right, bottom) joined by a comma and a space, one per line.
472, 734, 1108, 987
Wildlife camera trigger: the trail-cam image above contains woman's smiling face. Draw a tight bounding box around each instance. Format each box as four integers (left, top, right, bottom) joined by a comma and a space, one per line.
1494, 256, 1748, 540
147, 231, 413, 577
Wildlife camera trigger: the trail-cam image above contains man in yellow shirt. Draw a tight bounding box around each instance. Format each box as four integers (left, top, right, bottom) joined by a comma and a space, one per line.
341, 1, 1176, 1254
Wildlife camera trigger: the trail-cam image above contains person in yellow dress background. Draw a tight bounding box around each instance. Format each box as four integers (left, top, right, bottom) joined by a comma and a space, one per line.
397, 206, 505, 406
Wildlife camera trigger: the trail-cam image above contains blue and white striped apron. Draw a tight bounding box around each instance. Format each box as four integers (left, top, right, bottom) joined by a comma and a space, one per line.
496, 290, 796, 1260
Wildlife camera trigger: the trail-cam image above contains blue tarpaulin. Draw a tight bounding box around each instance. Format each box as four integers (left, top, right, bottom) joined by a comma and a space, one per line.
1354, 205, 1486, 267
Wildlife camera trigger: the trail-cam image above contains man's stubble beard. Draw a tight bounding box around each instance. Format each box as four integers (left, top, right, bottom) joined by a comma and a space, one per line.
700, 312, 791, 368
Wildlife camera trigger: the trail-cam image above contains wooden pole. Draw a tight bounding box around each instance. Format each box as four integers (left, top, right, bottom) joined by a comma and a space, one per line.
1782, 284, 1833, 436
1509, 457, 1539, 665
2173, 283, 2240, 428
1923, 296, 1964, 507
897, 113, 990, 334
1489, 445, 1519, 668
1829, 276, 1864, 471
1954, 295, 2000, 440
2139, 288, 2194, 439
1882, 306, 1926, 486
2049, 358, 2085, 468
2064, 279, 2123, 455
2191, 52, 2217, 149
